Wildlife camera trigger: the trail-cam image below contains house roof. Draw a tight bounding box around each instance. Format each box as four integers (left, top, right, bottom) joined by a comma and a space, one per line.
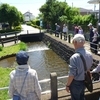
78, 7, 93, 12
23, 11, 33, 15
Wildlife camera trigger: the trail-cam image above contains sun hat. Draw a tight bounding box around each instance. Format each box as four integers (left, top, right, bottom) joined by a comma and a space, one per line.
88, 23, 92, 26
72, 34, 85, 43
16, 50, 29, 65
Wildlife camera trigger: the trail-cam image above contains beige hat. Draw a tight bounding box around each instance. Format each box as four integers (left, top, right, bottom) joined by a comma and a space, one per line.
88, 23, 92, 26
72, 34, 85, 43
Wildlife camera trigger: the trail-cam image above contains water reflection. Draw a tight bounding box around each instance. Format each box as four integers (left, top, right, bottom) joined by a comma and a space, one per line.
0, 42, 69, 91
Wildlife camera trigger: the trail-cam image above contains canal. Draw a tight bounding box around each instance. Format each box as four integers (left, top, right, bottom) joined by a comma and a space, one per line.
0, 42, 69, 91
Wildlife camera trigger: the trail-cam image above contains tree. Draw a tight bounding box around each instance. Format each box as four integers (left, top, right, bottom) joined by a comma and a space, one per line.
39, 0, 80, 29
0, 3, 24, 29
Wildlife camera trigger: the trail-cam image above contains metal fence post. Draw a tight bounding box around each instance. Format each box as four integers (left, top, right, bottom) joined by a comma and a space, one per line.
27, 30, 29, 34
60, 32, 62, 39
68, 34, 71, 43
50, 72, 58, 100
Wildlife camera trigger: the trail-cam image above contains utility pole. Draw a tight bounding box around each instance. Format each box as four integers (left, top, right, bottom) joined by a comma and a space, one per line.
72, 2, 73, 8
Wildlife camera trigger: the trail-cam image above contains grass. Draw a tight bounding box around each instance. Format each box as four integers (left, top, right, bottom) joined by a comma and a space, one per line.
0, 42, 27, 99
0, 67, 14, 100
0, 42, 27, 58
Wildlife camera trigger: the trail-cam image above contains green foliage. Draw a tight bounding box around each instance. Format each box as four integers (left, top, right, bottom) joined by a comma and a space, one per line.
39, 0, 98, 32
0, 67, 14, 87
0, 3, 24, 29
31, 19, 40, 26
26, 22, 31, 26
36, 20, 40, 26
31, 20, 36, 25
26, 20, 42, 29
39, 0, 80, 29
19, 42, 27, 51
14, 25, 22, 30
0, 46, 3, 51
0, 90, 10, 100
0, 67, 14, 99
0, 29, 21, 33
72, 14, 98, 32
0, 42, 27, 58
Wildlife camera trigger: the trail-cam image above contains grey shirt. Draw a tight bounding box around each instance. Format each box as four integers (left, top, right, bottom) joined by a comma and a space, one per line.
69, 47, 93, 81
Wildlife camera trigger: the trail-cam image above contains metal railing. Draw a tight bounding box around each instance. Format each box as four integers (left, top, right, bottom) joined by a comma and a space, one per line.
0, 74, 100, 94
46, 29, 100, 54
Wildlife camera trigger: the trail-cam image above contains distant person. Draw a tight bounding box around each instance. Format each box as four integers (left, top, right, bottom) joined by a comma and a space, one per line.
66, 34, 93, 100
88, 23, 94, 52
91, 61, 100, 81
55, 23, 60, 37
8, 50, 41, 100
92, 28, 98, 54
74, 25, 79, 35
78, 26, 83, 35
63, 24, 68, 40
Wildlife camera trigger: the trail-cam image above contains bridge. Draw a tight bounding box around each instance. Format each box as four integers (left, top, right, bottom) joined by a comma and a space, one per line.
0, 25, 100, 100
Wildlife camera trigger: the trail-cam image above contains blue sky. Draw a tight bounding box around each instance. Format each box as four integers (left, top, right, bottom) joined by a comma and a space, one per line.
0, 0, 99, 17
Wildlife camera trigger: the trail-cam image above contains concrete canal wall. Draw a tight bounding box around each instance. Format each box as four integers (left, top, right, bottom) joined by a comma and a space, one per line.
42, 33, 100, 100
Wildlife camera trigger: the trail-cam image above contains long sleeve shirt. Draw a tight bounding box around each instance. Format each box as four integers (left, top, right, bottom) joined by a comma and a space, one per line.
9, 65, 41, 100
69, 47, 93, 81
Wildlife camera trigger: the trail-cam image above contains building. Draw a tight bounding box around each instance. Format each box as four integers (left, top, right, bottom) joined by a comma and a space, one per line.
79, 8, 93, 15
23, 11, 35, 22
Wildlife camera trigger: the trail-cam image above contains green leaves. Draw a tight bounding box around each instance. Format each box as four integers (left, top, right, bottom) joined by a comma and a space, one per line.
0, 3, 24, 29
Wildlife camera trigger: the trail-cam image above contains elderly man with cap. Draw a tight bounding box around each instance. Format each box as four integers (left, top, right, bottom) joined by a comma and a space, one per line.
66, 34, 93, 100
8, 50, 41, 100
88, 23, 94, 52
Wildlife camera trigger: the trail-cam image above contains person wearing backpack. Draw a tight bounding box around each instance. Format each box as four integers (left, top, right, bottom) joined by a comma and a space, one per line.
8, 50, 41, 100
66, 34, 93, 100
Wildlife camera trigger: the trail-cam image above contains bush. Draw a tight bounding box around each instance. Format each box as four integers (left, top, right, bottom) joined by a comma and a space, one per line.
26, 22, 31, 26
0, 29, 21, 33
14, 26, 22, 30
19, 42, 27, 51
36, 20, 40, 26
0, 46, 3, 51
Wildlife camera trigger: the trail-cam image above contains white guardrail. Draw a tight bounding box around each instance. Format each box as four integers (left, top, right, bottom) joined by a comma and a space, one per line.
0, 75, 100, 95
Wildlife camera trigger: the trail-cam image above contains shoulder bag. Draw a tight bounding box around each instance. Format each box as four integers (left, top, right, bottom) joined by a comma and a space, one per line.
77, 53, 93, 92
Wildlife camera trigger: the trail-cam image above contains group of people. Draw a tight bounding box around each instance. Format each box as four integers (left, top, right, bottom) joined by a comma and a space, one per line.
8, 23, 99, 100
66, 33, 100, 100
55, 23, 68, 40
88, 23, 99, 54
74, 25, 84, 35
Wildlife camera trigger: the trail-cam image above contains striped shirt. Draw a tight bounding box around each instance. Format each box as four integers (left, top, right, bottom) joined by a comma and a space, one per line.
9, 65, 41, 100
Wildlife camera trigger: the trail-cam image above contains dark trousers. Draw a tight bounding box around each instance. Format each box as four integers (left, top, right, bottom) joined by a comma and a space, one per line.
55, 30, 60, 37
69, 80, 85, 100
63, 32, 67, 40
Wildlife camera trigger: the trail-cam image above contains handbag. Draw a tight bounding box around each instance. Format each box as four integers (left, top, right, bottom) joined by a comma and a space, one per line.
13, 71, 28, 100
77, 53, 93, 92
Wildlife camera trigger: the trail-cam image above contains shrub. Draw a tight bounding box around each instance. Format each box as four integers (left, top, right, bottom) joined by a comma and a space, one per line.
14, 26, 22, 30
0, 46, 3, 51
36, 20, 40, 26
0, 29, 21, 33
19, 42, 27, 51
26, 22, 31, 26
